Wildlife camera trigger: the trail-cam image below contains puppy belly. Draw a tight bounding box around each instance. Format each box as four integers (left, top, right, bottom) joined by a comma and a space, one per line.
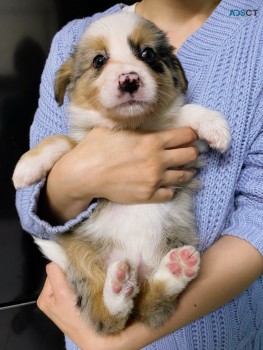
79, 202, 167, 267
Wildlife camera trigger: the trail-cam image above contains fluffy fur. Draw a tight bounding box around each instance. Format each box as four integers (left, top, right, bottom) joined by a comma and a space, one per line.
13, 12, 231, 334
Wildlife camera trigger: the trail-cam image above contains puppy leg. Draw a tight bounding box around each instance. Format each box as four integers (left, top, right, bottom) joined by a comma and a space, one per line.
58, 235, 135, 334
103, 260, 139, 319
12, 135, 76, 189
34, 237, 69, 271
177, 104, 231, 153
136, 246, 200, 327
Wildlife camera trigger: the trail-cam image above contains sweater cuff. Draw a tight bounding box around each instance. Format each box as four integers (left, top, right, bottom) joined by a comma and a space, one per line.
17, 178, 98, 239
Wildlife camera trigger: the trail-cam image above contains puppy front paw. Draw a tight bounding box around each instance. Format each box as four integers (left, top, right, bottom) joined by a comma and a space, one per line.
178, 104, 231, 153
12, 134, 76, 189
197, 110, 231, 153
12, 156, 47, 189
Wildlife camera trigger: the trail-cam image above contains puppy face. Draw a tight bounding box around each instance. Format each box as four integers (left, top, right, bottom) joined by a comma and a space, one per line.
55, 12, 187, 130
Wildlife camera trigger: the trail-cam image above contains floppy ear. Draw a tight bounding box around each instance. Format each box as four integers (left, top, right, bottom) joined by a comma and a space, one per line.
173, 56, 188, 94
54, 58, 74, 106
162, 51, 188, 94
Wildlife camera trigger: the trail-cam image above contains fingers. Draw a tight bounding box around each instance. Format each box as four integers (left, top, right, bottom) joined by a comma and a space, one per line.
149, 168, 196, 203
163, 146, 198, 168
46, 263, 77, 302
149, 187, 175, 202
37, 263, 92, 344
37, 263, 76, 313
159, 127, 198, 149
37, 274, 54, 311
160, 169, 197, 188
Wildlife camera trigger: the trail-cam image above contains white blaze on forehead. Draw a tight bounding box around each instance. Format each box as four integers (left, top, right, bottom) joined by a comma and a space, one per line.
82, 12, 143, 61
79, 12, 159, 112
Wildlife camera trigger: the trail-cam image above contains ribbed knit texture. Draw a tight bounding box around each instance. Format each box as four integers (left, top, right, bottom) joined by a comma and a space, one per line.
15, 1, 263, 349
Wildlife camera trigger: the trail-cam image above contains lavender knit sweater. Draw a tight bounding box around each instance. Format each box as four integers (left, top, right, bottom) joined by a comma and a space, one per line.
16, 1, 263, 349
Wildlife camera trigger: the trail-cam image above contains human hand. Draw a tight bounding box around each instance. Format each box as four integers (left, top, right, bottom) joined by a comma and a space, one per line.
37, 263, 155, 350
37, 263, 117, 350
42, 127, 198, 222
61, 126, 198, 203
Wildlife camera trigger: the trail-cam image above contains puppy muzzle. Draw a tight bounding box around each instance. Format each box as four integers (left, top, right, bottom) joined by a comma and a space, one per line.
118, 72, 141, 94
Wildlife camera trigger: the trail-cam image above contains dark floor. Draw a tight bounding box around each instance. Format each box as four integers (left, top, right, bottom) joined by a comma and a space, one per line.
0, 303, 65, 350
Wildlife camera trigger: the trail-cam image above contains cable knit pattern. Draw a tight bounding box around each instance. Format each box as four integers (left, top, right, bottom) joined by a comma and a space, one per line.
15, 1, 263, 349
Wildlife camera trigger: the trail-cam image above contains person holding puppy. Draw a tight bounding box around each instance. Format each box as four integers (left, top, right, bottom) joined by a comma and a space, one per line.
16, 0, 263, 349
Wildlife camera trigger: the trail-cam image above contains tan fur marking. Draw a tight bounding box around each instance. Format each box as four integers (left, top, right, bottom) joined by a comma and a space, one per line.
84, 35, 108, 53
55, 35, 108, 107
69, 36, 109, 111
73, 38, 107, 75
18, 135, 76, 160
135, 279, 178, 327
71, 76, 101, 110
55, 59, 74, 105
130, 21, 157, 48
57, 235, 128, 334
136, 279, 166, 311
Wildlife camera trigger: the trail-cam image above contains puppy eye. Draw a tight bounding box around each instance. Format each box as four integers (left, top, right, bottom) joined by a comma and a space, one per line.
141, 48, 155, 63
93, 54, 107, 69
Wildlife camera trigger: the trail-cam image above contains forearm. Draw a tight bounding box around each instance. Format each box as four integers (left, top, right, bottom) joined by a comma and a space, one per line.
38, 168, 94, 225
38, 127, 198, 225
37, 135, 97, 225
117, 235, 263, 350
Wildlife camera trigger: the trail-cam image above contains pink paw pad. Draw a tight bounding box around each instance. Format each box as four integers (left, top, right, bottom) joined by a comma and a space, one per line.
167, 246, 200, 280
180, 248, 198, 266
167, 262, 182, 276
184, 268, 198, 278
112, 281, 122, 294
111, 261, 134, 297
116, 261, 130, 282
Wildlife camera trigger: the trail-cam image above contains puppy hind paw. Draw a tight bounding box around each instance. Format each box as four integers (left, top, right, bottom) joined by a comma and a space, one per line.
103, 260, 139, 317
111, 261, 135, 297
168, 246, 200, 279
154, 246, 200, 295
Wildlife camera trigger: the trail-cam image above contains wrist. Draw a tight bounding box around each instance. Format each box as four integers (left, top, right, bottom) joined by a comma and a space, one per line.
39, 165, 95, 225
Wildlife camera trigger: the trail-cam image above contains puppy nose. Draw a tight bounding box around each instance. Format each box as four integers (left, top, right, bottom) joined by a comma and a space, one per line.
118, 72, 141, 94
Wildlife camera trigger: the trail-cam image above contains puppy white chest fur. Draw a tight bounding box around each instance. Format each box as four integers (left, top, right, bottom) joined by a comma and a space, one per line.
78, 202, 167, 267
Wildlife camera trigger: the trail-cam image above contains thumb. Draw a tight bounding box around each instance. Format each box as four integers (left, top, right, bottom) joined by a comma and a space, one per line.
37, 270, 54, 311
45, 262, 77, 302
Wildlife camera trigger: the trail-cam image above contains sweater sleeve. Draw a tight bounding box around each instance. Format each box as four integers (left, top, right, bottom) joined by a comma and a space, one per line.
222, 97, 263, 256
15, 19, 98, 240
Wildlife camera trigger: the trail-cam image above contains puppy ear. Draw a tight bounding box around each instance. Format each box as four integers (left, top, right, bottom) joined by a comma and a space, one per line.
173, 56, 188, 94
54, 58, 73, 106
162, 52, 188, 94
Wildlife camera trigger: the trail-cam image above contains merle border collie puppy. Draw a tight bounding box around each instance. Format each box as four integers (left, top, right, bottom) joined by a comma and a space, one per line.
13, 12, 230, 334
